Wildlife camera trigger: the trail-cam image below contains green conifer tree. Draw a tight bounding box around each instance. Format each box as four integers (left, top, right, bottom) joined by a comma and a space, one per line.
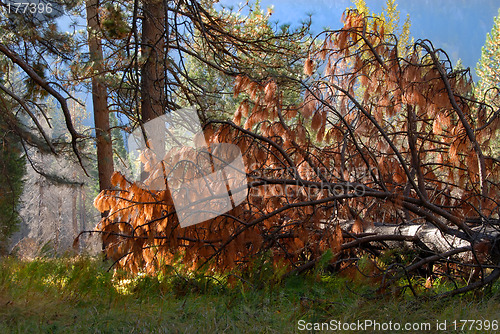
475, 8, 500, 106
0, 125, 25, 254
353, 0, 412, 56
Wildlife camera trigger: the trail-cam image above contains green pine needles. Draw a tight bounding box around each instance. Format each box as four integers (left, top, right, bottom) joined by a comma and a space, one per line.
0, 127, 25, 254
475, 8, 500, 105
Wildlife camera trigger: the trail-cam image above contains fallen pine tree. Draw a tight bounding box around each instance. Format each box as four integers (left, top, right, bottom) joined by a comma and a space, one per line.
83, 10, 500, 297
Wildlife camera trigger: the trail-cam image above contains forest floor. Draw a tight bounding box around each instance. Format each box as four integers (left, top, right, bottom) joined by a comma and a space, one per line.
1, 256, 500, 333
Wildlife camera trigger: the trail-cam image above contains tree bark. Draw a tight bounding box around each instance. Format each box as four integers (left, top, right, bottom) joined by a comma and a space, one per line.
141, 0, 166, 122
339, 220, 500, 263
86, 0, 114, 192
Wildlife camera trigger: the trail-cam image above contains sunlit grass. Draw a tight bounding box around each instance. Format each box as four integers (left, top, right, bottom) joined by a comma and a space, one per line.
1, 255, 500, 333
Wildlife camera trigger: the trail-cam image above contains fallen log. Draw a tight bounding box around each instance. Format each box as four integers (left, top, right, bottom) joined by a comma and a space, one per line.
340, 221, 500, 261
333, 220, 500, 296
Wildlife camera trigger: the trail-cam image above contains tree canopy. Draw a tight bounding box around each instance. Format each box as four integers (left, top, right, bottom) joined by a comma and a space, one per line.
475, 8, 500, 107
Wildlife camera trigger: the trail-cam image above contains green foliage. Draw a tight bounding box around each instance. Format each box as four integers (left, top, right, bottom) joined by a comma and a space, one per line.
475, 8, 500, 157
475, 8, 500, 106
234, 250, 289, 290
0, 127, 25, 253
24, 61, 49, 99
353, 0, 412, 55
101, 4, 130, 40
179, 1, 310, 122
1, 256, 500, 332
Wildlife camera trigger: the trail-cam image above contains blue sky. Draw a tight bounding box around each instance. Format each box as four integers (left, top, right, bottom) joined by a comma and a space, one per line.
75, 0, 499, 127
218, 0, 500, 80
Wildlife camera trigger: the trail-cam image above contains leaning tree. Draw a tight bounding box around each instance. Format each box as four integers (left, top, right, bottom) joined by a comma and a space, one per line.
91, 10, 500, 297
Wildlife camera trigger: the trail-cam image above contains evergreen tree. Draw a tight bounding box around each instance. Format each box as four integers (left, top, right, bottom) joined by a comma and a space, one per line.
0, 125, 25, 254
353, 0, 412, 56
178, 1, 310, 123
475, 8, 500, 106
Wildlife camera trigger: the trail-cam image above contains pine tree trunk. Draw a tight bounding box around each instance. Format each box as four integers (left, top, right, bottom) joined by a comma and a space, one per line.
86, 0, 114, 192
141, 0, 166, 122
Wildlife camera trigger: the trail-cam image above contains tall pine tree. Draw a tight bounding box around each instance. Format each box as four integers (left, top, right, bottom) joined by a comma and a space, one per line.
475, 8, 500, 106
0, 125, 25, 254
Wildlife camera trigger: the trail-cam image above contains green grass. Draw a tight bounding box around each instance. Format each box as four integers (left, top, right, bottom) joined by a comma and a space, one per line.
1, 256, 500, 333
